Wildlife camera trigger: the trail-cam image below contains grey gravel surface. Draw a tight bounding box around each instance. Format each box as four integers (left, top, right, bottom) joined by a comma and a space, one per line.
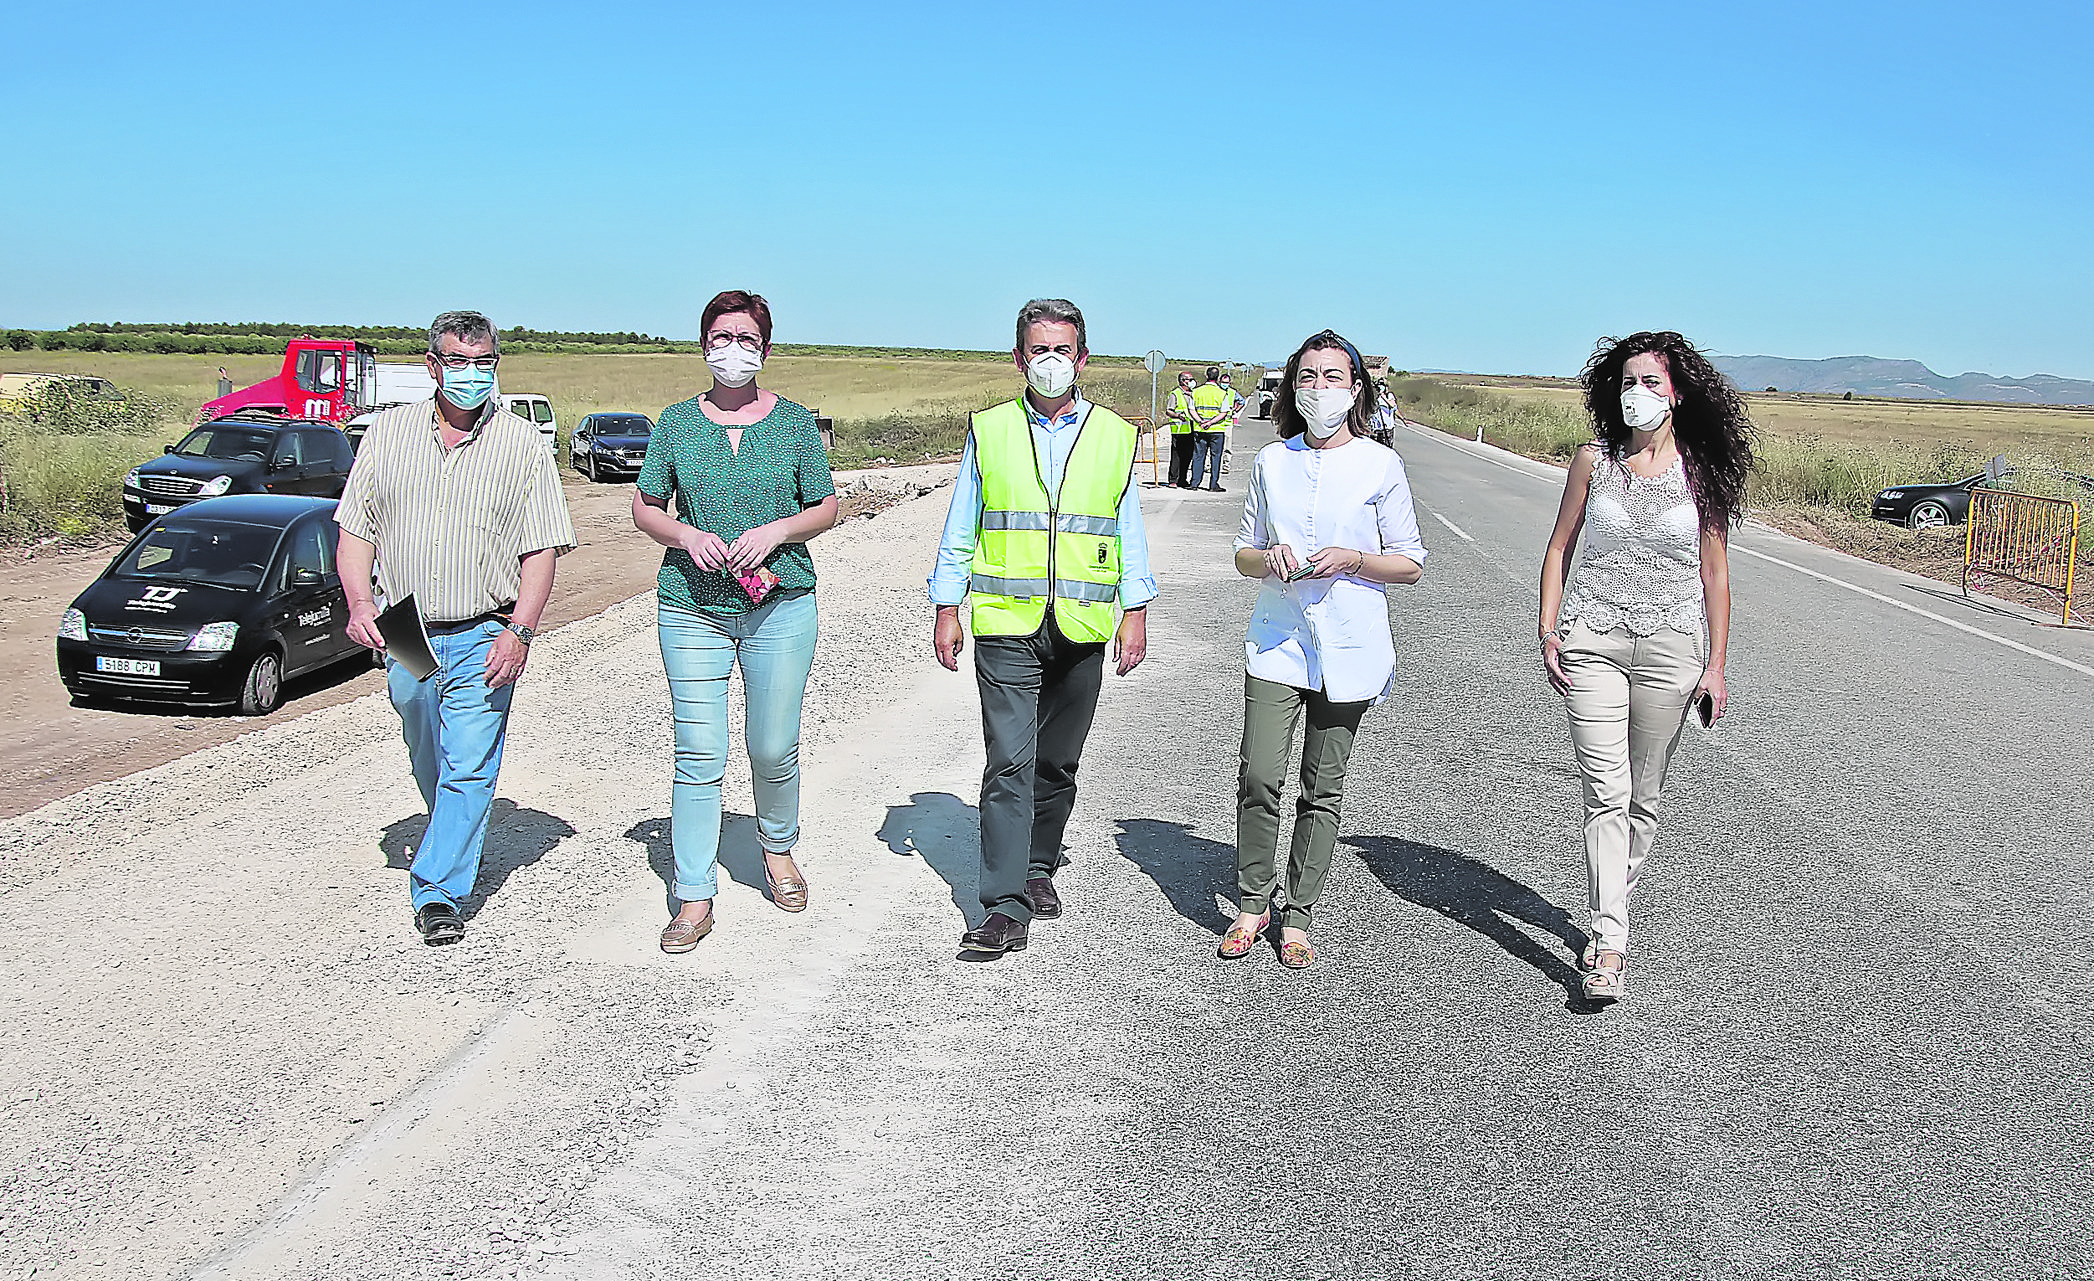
5, 432, 2091, 1281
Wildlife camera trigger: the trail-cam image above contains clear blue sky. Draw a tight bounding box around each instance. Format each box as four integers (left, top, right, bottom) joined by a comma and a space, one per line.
3, 1, 2088, 378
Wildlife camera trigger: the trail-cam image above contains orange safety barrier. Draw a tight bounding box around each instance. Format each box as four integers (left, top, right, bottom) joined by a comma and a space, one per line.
1964, 487, 2081, 625
1123, 415, 1162, 484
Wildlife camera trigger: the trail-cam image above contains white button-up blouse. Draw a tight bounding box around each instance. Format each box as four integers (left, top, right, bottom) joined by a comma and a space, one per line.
1233, 435, 1429, 704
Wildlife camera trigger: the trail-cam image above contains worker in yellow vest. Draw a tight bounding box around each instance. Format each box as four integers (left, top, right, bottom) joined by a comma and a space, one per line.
1164, 369, 1197, 487
1190, 366, 1232, 491
929, 298, 1156, 957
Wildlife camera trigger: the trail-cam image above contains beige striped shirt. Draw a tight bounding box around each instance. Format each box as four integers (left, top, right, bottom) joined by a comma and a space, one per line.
335, 398, 575, 623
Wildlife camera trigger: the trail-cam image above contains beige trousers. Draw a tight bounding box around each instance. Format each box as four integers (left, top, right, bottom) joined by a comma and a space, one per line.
1558, 620, 1704, 954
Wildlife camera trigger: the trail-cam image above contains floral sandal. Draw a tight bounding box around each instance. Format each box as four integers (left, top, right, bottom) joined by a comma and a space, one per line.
1218, 913, 1268, 959
1278, 938, 1315, 970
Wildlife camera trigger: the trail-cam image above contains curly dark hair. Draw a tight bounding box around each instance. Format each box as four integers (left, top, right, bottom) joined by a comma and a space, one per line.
1271, 329, 1389, 446
1581, 331, 1758, 532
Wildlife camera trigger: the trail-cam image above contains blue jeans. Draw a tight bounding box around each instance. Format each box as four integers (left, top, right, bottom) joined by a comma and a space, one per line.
387, 619, 515, 911
1191, 431, 1226, 488
658, 592, 820, 901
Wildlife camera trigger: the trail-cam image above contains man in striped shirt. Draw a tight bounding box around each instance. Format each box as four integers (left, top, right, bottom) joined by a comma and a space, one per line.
336, 310, 575, 945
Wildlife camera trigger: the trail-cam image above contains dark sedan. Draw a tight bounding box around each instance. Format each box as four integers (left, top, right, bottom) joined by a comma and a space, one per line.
58, 495, 371, 715
1870, 474, 1988, 530
123, 414, 355, 531
569, 412, 654, 481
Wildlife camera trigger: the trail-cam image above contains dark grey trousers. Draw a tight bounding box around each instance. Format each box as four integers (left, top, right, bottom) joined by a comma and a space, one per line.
973, 616, 1105, 922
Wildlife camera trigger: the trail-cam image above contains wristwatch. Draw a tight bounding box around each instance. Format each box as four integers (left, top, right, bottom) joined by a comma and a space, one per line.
505, 622, 536, 645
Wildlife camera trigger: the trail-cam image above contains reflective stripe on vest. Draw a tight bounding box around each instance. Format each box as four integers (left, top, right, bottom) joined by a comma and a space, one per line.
967, 398, 1137, 644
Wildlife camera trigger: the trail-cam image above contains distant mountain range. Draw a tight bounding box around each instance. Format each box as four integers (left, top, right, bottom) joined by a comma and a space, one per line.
1711, 355, 2094, 405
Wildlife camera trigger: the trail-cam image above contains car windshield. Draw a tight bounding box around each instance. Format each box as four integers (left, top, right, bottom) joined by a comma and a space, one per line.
174, 427, 275, 461
114, 520, 280, 591
597, 416, 651, 436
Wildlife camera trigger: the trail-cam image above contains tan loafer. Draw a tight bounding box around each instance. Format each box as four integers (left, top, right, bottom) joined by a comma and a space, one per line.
660, 913, 714, 953
765, 863, 809, 913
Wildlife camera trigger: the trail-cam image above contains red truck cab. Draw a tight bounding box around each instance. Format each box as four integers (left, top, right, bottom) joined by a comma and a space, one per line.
200, 339, 377, 424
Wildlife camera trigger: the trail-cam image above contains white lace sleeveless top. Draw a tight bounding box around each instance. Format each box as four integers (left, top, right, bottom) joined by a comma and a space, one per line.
1559, 451, 1705, 637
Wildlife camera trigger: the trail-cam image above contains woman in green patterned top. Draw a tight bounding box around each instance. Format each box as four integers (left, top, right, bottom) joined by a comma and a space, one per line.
633, 290, 840, 953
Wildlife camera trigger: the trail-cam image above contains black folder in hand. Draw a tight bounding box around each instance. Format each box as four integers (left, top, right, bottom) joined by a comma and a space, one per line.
375, 595, 438, 681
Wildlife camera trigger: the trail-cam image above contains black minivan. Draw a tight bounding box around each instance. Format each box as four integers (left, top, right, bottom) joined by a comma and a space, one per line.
122, 413, 356, 532
58, 495, 372, 714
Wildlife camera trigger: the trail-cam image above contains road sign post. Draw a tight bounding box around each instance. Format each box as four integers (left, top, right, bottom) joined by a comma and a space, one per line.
1144, 350, 1166, 434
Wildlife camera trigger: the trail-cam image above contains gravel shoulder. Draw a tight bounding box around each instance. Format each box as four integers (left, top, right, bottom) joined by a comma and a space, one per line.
0, 465, 958, 1281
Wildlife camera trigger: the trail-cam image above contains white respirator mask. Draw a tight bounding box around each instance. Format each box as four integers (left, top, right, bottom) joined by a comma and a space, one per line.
1295, 387, 1355, 439
705, 344, 764, 388
1025, 353, 1078, 399
1620, 385, 1672, 429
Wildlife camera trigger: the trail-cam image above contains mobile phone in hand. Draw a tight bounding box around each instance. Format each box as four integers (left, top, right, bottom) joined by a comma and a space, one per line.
1694, 691, 1716, 728
1286, 563, 1317, 582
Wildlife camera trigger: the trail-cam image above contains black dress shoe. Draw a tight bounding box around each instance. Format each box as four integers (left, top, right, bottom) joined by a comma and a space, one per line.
414, 902, 464, 945
1205, 485, 1226, 492
1025, 876, 1062, 919
960, 912, 1029, 955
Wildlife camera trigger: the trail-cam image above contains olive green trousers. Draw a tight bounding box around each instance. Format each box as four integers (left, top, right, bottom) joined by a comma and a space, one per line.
1235, 674, 1370, 930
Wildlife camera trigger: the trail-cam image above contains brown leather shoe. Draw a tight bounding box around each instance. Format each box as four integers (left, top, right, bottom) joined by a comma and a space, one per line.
960, 912, 1029, 955
660, 911, 714, 954
1024, 876, 1062, 919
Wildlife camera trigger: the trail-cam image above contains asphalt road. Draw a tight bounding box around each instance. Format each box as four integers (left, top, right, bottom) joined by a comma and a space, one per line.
7, 423, 2090, 1280
538, 424, 2093, 1279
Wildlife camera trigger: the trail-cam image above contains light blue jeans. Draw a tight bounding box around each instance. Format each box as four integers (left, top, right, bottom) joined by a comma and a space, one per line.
658, 592, 820, 901
387, 619, 515, 911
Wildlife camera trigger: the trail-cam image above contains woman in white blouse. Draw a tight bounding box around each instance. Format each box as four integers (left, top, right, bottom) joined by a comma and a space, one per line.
1224, 330, 1428, 969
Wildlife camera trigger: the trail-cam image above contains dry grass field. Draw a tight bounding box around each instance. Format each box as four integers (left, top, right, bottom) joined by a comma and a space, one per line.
1428, 372, 2094, 457
0, 350, 1177, 539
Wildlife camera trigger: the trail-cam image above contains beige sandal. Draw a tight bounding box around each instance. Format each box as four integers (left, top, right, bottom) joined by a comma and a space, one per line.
659, 912, 714, 953
1583, 949, 1625, 1002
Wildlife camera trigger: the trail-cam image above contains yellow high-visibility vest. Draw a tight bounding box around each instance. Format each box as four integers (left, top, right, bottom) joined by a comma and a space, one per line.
1165, 386, 1194, 435
1191, 381, 1231, 431
968, 398, 1137, 644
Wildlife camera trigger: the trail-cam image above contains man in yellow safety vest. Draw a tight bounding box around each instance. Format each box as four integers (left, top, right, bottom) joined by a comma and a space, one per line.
1164, 369, 1197, 488
928, 298, 1156, 957
1189, 365, 1232, 491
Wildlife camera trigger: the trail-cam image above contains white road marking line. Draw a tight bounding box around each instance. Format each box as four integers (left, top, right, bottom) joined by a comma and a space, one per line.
1728, 543, 2094, 679
1429, 510, 1474, 542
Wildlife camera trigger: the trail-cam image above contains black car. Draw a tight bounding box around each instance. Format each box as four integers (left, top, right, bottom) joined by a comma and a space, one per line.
1869, 474, 1989, 530
123, 413, 356, 532
58, 495, 371, 714
569, 412, 654, 481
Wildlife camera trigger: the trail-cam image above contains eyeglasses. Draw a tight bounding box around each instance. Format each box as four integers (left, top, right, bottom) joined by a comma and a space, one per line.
706, 332, 764, 353
429, 352, 500, 372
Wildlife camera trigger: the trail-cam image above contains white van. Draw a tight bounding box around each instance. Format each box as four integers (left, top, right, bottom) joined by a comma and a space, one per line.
502, 393, 558, 449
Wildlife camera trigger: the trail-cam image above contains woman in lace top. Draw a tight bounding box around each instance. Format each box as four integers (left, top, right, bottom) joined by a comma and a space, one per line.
1538, 331, 1757, 1004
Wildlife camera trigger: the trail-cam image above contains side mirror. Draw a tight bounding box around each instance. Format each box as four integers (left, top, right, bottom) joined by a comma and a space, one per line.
272, 455, 295, 470
291, 568, 323, 587
163, 444, 175, 454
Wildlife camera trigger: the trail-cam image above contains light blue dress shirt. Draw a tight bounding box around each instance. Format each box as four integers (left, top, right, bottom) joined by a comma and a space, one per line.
927, 391, 1159, 610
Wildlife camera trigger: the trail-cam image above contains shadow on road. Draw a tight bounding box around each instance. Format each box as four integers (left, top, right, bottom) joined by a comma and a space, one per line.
381, 800, 577, 920
1115, 818, 1234, 937
1346, 835, 1585, 998
876, 791, 979, 928
624, 813, 765, 911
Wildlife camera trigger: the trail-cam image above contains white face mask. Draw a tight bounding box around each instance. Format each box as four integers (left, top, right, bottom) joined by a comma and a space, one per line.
1295, 386, 1354, 439
1025, 353, 1077, 399
1620, 384, 1672, 429
705, 343, 764, 388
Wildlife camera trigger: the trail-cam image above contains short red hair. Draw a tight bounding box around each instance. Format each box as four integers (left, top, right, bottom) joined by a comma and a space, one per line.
700, 290, 774, 350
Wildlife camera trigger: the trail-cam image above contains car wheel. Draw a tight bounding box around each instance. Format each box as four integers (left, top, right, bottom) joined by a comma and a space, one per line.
1908, 501, 1950, 530
239, 650, 284, 716
586, 454, 599, 483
